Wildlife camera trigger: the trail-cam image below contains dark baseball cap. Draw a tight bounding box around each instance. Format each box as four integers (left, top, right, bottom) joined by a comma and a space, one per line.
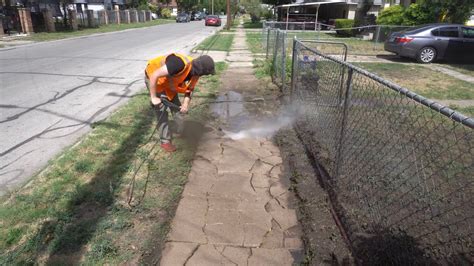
192, 55, 215, 76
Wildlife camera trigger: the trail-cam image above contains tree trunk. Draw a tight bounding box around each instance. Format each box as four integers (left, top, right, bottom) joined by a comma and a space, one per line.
62, 2, 69, 29
354, 0, 373, 27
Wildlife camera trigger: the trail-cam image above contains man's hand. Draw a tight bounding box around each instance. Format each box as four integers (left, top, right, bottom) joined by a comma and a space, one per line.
180, 102, 189, 114
151, 97, 162, 106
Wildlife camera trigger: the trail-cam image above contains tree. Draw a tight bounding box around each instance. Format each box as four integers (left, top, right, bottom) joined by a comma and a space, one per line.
402, 3, 433, 25
377, 0, 474, 25
354, 0, 374, 27
376, 4, 404, 25
434, 0, 474, 24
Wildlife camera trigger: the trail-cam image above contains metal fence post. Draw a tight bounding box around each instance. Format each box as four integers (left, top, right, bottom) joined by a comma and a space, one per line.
374, 25, 381, 50
337, 45, 348, 105
317, 23, 320, 40
272, 30, 280, 81
281, 31, 287, 92
335, 68, 353, 179
266, 28, 271, 59
290, 38, 298, 100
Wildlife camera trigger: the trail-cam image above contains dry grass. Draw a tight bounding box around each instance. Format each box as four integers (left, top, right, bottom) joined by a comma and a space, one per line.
355, 62, 474, 100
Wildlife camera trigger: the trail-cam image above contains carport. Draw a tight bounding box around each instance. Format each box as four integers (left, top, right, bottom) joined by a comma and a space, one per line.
276, 1, 345, 31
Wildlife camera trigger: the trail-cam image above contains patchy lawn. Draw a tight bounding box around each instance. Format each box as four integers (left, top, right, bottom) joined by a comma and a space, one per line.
437, 63, 474, 77
246, 32, 264, 54
355, 62, 474, 100
285, 32, 387, 55
0, 63, 227, 265
23, 19, 174, 42
285, 31, 335, 40
195, 32, 234, 52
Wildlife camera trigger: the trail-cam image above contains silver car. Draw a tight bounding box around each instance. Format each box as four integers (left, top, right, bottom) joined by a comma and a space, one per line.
384, 24, 474, 63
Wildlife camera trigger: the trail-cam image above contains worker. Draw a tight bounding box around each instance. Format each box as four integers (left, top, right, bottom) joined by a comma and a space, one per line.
145, 53, 215, 152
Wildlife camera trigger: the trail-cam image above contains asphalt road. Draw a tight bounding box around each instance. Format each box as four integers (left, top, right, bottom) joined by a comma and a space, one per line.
0, 21, 220, 196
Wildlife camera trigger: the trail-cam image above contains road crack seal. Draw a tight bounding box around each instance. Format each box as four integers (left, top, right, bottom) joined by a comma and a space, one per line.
1, 78, 99, 123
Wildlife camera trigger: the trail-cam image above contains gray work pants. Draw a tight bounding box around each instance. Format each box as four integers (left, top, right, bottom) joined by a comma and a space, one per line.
145, 77, 183, 143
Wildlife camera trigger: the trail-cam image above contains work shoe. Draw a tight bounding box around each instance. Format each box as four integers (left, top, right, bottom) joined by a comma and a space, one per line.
160, 142, 177, 152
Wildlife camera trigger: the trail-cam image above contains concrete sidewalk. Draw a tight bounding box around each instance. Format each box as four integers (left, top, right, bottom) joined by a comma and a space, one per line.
160, 24, 303, 265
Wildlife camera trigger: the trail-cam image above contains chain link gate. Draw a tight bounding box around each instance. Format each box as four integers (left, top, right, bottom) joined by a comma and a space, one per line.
290, 39, 473, 264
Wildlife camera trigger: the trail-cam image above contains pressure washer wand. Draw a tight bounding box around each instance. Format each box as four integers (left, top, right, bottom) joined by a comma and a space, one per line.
159, 95, 182, 112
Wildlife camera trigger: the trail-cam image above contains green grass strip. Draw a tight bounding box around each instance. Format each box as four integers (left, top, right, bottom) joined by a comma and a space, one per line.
195, 33, 234, 52
246, 32, 264, 54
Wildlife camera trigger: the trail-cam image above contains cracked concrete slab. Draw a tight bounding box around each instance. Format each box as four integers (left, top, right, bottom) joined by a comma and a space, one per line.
248, 248, 295, 266
160, 242, 199, 265
186, 244, 229, 265
167, 196, 208, 243
222, 246, 252, 265
226, 54, 254, 62
229, 62, 254, 68
212, 173, 256, 199
216, 144, 257, 174
160, 20, 302, 266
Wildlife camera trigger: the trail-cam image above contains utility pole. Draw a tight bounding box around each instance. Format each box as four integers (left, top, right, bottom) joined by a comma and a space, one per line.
212, 0, 214, 14
226, 0, 231, 29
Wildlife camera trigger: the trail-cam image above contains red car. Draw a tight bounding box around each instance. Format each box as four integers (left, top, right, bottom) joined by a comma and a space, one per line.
205, 15, 221, 26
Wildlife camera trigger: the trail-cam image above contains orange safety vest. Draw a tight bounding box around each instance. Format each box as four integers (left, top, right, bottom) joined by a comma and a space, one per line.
145, 53, 199, 100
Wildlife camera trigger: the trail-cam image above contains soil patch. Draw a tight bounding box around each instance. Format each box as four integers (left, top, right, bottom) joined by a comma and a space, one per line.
274, 127, 354, 265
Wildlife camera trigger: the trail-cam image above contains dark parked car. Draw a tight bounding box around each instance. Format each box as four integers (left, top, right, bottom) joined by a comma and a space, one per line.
205, 15, 221, 27
176, 13, 190, 23
192, 11, 204, 21
384, 24, 474, 63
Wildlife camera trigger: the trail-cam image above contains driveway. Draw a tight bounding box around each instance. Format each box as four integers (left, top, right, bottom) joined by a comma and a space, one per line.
0, 21, 219, 195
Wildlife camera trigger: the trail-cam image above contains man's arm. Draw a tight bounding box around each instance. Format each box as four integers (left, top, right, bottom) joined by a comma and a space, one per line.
180, 96, 191, 113
180, 77, 199, 113
149, 65, 170, 106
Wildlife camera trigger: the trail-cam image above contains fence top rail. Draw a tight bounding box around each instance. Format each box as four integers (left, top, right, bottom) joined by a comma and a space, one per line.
294, 39, 474, 129
299, 39, 348, 61
265, 21, 417, 28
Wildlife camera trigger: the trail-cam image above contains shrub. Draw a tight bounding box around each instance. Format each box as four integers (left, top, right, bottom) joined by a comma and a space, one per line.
376, 5, 404, 25
262, 9, 273, 20
148, 3, 158, 14
335, 19, 354, 37
137, 3, 149, 10
402, 3, 433, 25
161, 8, 171, 19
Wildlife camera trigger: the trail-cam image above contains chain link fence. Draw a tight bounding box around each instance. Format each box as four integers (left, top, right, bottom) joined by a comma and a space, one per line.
264, 27, 349, 95
264, 21, 415, 41
271, 30, 287, 91
290, 39, 473, 264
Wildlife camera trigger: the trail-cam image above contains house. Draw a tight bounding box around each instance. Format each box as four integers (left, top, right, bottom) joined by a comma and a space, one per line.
150, 0, 178, 16
73, 0, 126, 12
276, 0, 383, 25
